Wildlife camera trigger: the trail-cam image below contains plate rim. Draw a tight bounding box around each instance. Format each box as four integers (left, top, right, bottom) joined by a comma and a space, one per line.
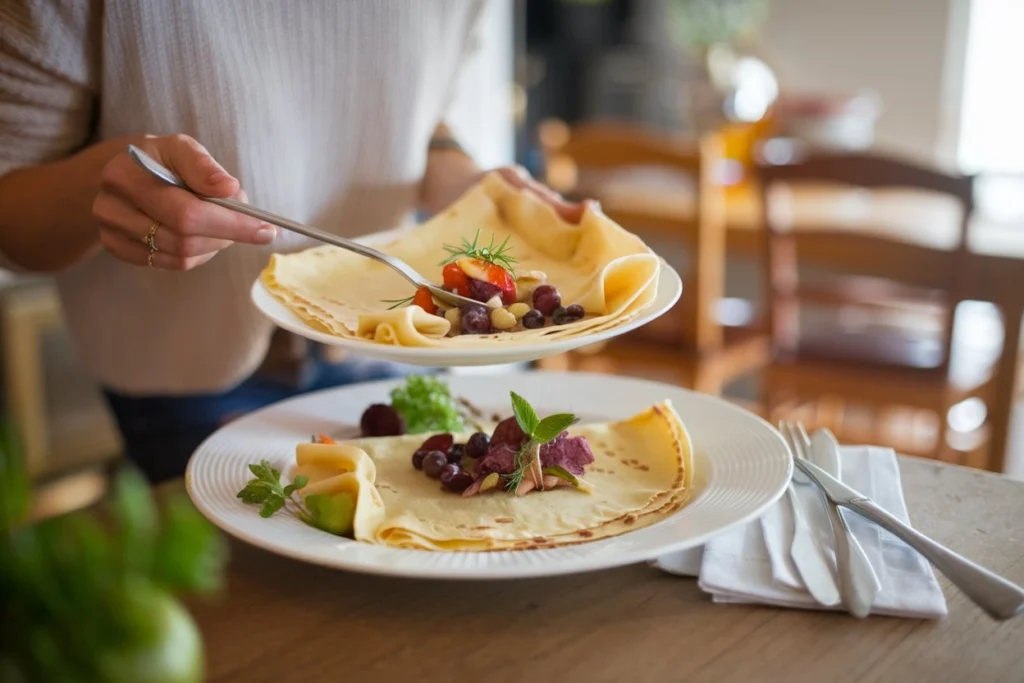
185, 371, 791, 580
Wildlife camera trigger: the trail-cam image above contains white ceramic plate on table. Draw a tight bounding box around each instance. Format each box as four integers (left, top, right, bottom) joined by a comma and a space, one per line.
186, 372, 791, 579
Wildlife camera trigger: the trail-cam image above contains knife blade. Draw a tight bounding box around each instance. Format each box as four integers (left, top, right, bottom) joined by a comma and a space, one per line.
793, 457, 1024, 621
808, 427, 842, 479
785, 483, 841, 606
807, 429, 880, 618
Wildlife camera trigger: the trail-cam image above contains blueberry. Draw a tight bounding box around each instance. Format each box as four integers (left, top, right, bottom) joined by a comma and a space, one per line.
521, 309, 545, 329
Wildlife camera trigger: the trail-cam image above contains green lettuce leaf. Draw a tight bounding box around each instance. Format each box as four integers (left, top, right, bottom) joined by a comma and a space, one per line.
389, 375, 465, 434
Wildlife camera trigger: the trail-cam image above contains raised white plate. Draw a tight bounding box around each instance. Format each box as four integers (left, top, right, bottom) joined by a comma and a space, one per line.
186, 372, 791, 579
250, 243, 682, 367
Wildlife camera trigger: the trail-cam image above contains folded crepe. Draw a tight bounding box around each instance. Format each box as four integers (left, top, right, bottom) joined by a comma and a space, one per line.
292, 401, 693, 551
261, 171, 661, 347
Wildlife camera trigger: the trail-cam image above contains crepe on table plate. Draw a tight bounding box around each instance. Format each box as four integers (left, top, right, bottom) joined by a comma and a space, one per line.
260, 171, 661, 347
290, 401, 692, 552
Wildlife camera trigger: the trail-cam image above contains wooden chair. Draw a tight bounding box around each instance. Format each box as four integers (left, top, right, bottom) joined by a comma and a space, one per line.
534, 119, 767, 394
756, 148, 1002, 467
0, 278, 122, 479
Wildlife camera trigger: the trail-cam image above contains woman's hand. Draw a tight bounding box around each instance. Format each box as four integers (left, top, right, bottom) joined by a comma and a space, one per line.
494, 165, 596, 224
92, 134, 276, 270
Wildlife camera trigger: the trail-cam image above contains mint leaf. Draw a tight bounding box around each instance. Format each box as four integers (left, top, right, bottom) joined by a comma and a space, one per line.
510, 392, 539, 436
533, 413, 578, 444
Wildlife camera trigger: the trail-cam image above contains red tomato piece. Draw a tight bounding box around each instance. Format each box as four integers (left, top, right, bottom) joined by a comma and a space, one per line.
488, 265, 517, 305
413, 287, 438, 315
456, 258, 516, 305
442, 262, 471, 297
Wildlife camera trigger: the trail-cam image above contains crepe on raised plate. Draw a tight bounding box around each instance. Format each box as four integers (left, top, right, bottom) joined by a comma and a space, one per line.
292, 401, 692, 551
261, 171, 661, 347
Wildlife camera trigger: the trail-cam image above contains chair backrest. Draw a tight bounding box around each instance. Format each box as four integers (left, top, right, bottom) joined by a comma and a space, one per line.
755, 143, 975, 371
539, 118, 728, 352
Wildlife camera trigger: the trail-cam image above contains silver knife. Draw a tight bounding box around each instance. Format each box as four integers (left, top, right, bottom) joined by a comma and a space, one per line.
793, 457, 1024, 621
785, 483, 841, 606
808, 429, 881, 618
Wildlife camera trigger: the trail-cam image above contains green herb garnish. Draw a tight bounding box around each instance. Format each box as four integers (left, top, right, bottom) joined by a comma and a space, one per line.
439, 229, 519, 279
381, 295, 415, 310
390, 375, 466, 434
505, 392, 579, 493
236, 460, 354, 536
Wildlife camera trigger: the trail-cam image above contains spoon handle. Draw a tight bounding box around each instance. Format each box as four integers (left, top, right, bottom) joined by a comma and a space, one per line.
821, 497, 880, 618
844, 497, 1024, 621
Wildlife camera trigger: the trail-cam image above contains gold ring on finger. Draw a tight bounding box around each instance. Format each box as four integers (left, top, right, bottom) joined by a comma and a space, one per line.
144, 220, 160, 267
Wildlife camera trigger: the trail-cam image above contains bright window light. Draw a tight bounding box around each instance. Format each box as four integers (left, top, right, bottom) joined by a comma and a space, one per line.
957, 0, 1024, 173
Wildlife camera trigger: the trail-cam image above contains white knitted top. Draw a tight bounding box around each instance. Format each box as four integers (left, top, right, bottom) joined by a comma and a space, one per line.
0, 0, 485, 394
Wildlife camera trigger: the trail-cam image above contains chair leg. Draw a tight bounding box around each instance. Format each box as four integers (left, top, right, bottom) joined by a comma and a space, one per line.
1, 286, 62, 477
930, 402, 954, 463
692, 363, 723, 395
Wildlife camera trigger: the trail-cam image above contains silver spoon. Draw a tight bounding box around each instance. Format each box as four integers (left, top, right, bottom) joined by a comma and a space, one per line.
128, 145, 480, 309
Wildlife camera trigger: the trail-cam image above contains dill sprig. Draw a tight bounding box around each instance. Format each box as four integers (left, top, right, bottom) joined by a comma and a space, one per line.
381, 295, 414, 310
505, 441, 533, 495
439, 230, 519, 280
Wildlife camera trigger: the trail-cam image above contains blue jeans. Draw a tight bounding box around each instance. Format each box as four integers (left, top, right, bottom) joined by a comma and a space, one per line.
103, 355, 415, 483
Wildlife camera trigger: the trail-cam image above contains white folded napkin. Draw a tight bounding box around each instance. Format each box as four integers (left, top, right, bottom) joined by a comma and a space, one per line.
653, 446, 947, 618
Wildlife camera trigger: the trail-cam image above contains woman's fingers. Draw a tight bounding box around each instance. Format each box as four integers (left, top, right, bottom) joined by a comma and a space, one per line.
92, 193, 232, 258
94, 133, 277, 270
495, 166, 591, 224
100, 153, 275, 245
157, 133, 241, 198
98, 227, 216, 271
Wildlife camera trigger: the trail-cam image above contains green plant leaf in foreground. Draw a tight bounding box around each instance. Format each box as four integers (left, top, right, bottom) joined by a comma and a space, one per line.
0, 422, 29, 530
1, 462, 226, 683
151, 496, 227, 596
112, 467, 157, 575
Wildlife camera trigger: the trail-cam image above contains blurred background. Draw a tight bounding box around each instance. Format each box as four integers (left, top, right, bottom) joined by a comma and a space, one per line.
7, 0, 1024, 517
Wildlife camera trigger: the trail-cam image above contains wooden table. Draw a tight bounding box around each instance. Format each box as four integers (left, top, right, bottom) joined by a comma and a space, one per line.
596, 178, 1024, 472
181, 458, 1024, 682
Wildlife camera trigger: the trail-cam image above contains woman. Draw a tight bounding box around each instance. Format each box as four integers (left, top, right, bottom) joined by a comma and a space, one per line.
0, 1, 583, 482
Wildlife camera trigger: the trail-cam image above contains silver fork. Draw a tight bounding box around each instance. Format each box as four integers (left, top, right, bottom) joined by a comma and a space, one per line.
128, 145, 481, 310
781, 421, 881, 618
